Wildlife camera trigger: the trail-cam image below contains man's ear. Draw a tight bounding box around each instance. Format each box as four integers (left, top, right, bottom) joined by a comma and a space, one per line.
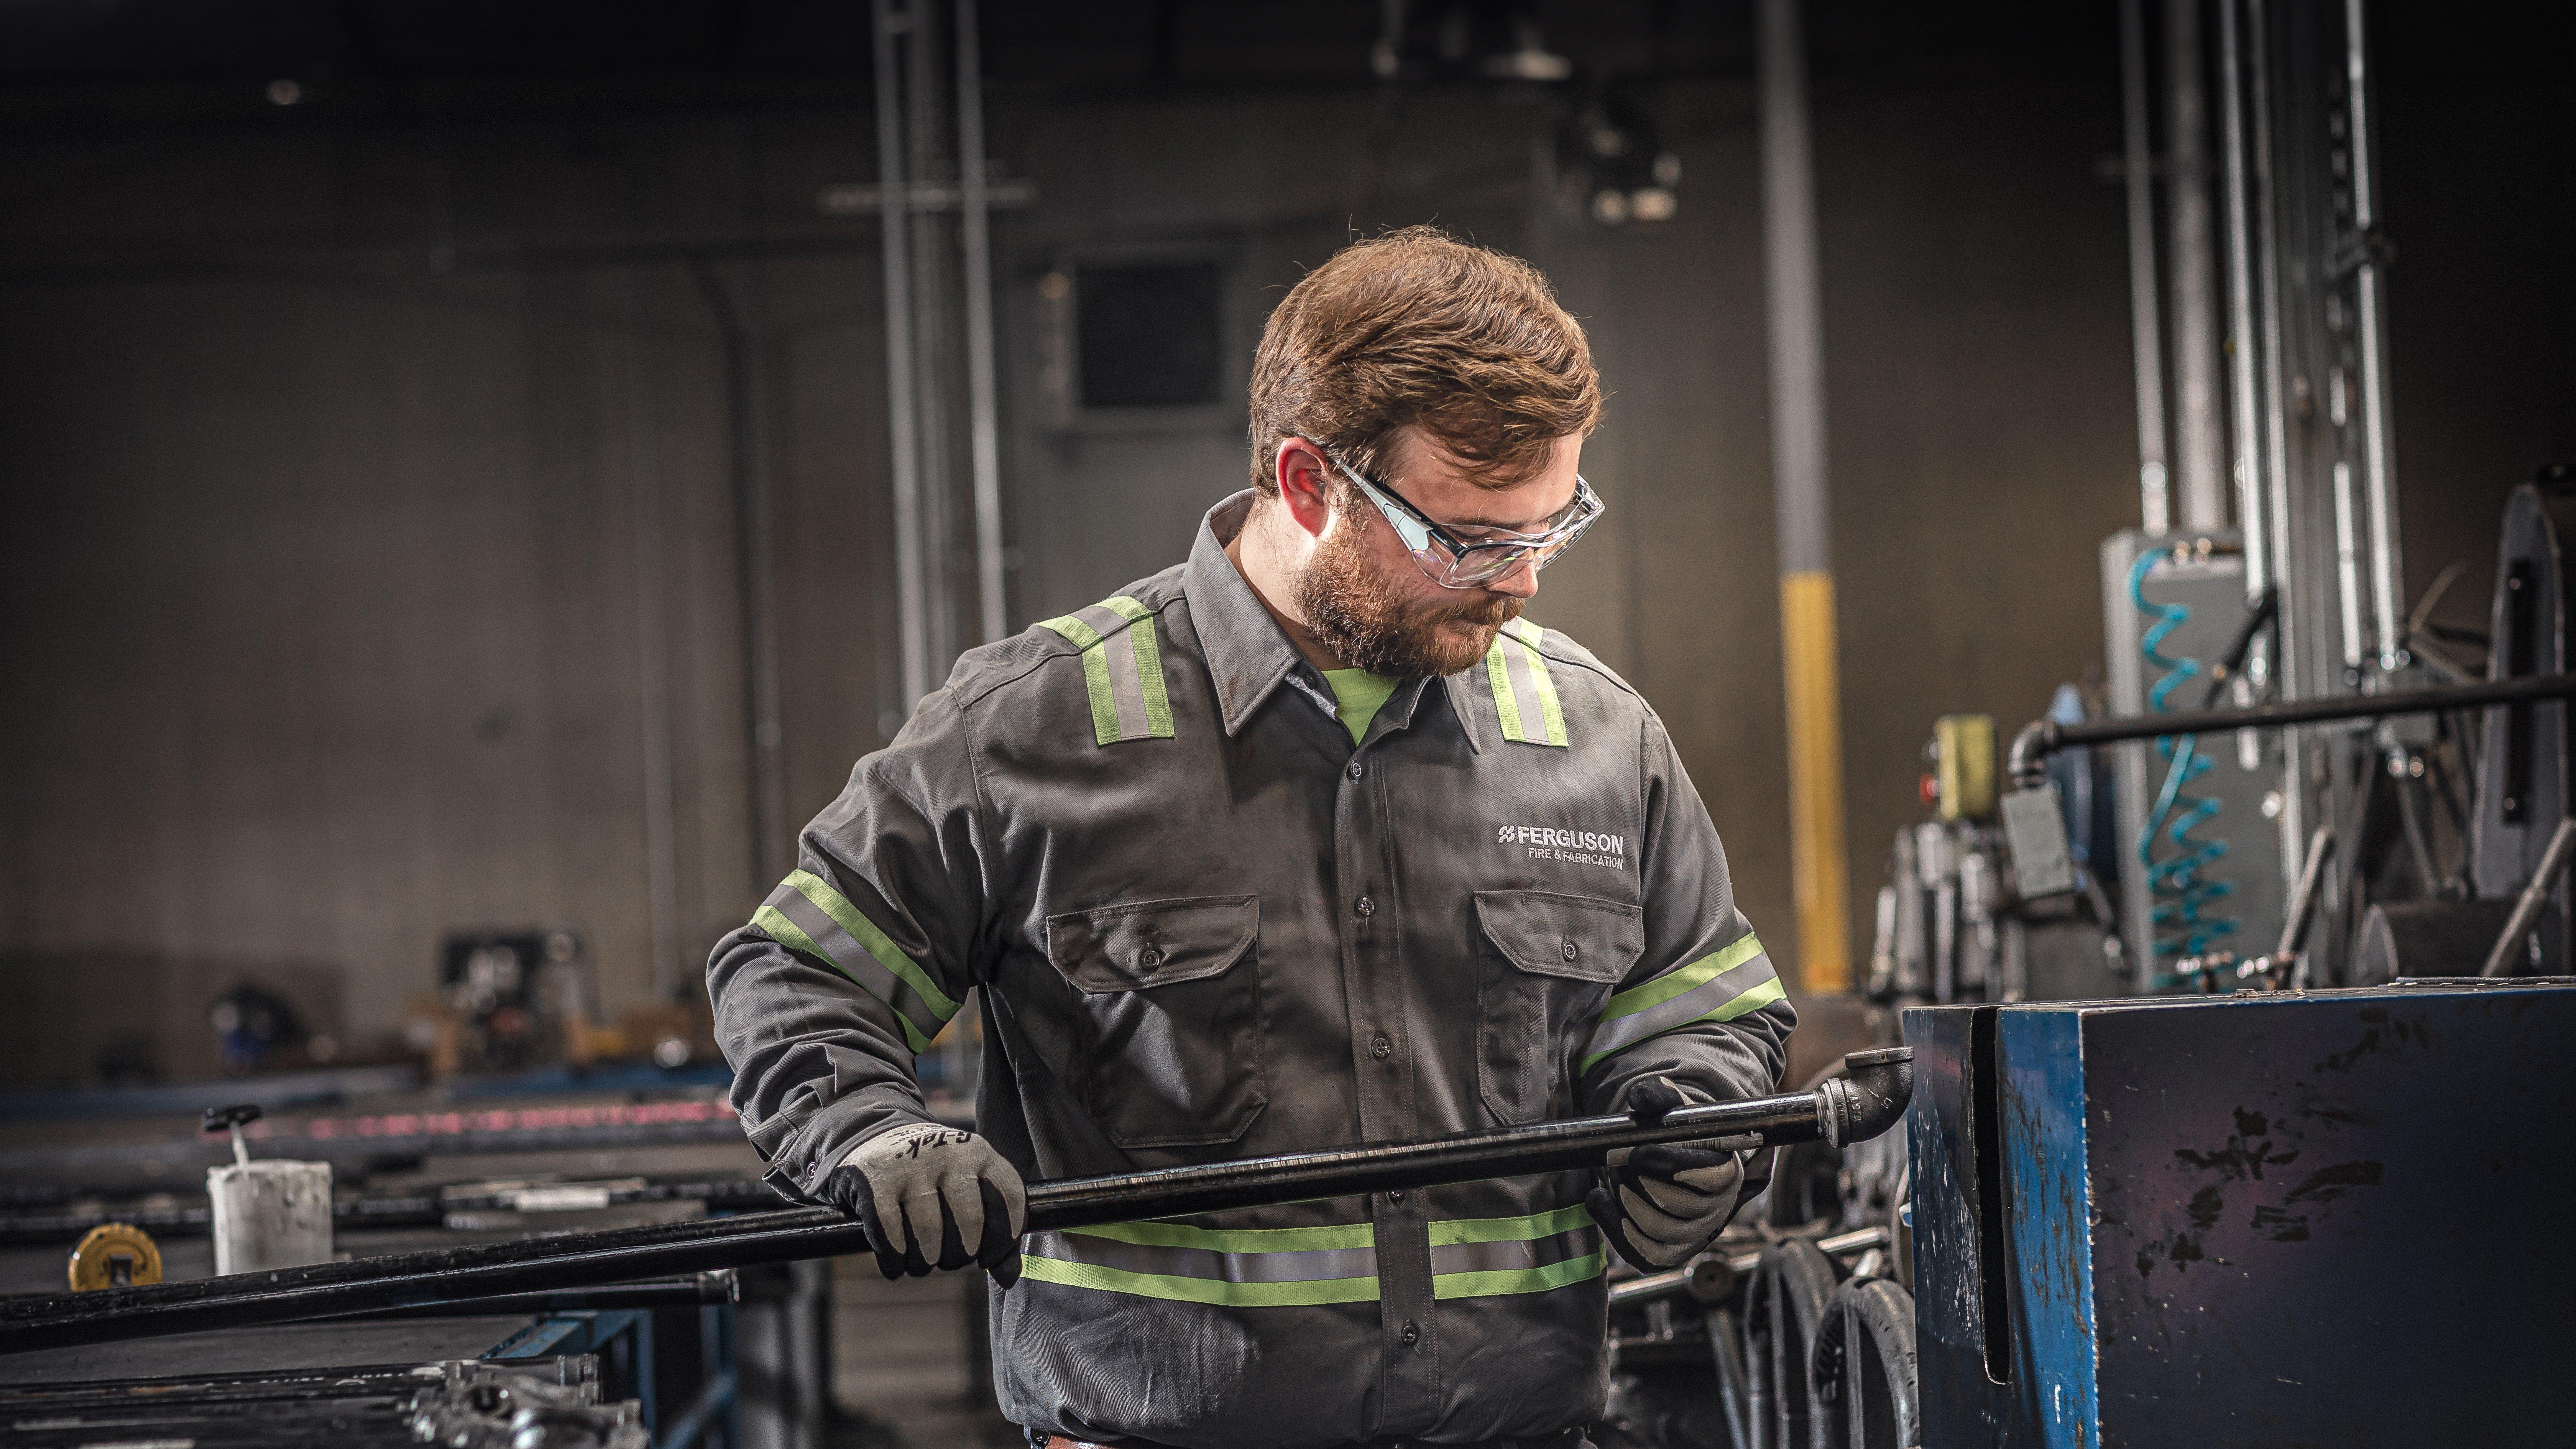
1273, 437, 1336, 540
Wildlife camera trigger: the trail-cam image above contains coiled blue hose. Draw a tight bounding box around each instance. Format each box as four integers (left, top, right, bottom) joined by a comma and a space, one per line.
2129, 549, 2238, 971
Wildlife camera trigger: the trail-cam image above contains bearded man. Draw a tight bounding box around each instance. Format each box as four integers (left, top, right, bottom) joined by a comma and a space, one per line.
709, 227, 1794, 1449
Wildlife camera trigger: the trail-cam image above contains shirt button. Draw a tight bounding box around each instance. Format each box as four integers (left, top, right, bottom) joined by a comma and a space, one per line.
1354, 896, 1375, 917
1371, 1034, 1392, 1060
1562, 938, 1579, 961
1348, 758, 1365, 780
1400, 1319, 1421, 1346
1387, 1189, 1405, 1204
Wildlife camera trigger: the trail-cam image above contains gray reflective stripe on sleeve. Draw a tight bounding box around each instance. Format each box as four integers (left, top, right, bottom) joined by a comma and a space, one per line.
750, 871, 958, 1054
1580, 931, 1786, 1074
1038, 596, 1175, 745
1484, 619, 1567, 747
1018, 1207, 1600, 1306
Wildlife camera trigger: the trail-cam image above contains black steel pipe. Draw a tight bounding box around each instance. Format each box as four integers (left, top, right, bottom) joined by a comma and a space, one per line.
2007, 672, 2576, 785
322, 1270, 739, 1322
0, 1051, 1911, 1354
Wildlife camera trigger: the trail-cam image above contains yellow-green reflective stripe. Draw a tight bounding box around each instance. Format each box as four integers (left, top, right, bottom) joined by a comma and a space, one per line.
1429, 1204, 1593, 1245
1433, 1250, 1605, 1300
1039, 613, 1121, 746
1019, 1254, 1380, 1307
1065, 1219, 1376, 1254
1603, 935, 1767, 1022
1485, 638, 1526, 740
784, 869, 959, 1020
1509, 621, 1567, 745
751, 904, 933, 1053
1579, 977, 1789, 1075
1099, 596, 1175, 738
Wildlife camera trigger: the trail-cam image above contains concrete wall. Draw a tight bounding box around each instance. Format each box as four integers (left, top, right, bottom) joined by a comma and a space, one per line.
1, 48, 2562, 1084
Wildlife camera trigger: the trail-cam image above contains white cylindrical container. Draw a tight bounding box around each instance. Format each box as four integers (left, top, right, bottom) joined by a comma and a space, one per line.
207, 1158, 333, 1275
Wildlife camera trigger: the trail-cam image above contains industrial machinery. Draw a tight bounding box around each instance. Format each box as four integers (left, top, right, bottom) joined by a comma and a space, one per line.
1908, 980, 2576, 1445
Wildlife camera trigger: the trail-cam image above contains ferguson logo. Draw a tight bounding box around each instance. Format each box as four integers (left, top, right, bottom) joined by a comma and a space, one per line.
1497, 824, 1626, 869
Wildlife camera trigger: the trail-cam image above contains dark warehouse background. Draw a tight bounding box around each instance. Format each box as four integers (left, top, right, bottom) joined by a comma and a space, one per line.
2, 1, 2569, 1087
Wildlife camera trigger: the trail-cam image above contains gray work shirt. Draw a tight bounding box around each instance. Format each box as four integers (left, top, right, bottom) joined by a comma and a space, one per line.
709, 491, 1794, 1449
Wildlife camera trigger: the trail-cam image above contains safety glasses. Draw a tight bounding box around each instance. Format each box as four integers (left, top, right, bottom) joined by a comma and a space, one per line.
1335, 457, 1603, 590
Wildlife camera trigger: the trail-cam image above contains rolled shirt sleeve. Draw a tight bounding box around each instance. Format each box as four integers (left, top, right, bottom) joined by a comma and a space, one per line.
1577, 711, 1796, 1116
708, 688, 990, 1200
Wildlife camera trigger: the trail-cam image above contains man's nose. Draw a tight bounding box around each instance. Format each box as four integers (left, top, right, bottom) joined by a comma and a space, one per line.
1484, 558, 1542, 600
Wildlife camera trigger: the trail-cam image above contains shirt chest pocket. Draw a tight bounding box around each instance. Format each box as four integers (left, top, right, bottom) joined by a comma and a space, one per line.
1474, 888, 1643, 1126
1044, 894, 1267, 1150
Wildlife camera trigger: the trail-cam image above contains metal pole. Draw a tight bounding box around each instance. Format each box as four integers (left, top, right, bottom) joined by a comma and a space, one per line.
2482, 817, 2576, 977
873, 0, 931, 708
692, 260, 792, 892
956, 0, 1008, 646
2119, 0, 2172, 534
2332, 459, 2367, 672
2344, 0, 2406, 671
907, 0, 959, 680
626, 279, 684, 1003
2009, 672, 2576, 783
0, 1056, 1912, 1353
2216, 0, 2271, 614
2245, 0, 2308, 887
2164, 0, 2227, 530
1758, 0, 1852, 993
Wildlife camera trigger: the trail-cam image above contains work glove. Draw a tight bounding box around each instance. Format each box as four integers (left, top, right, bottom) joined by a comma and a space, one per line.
1585, 1077, 1746, 1272
819, 1122, 1027, 1287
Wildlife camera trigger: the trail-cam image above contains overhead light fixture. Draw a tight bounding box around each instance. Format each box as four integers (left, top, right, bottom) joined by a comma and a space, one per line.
1554, 91, 1681, 229
1374, 0, 1571, 86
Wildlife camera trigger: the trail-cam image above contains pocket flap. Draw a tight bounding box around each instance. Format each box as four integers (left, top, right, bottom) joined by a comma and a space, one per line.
1474, 889, 1643, 984
1046, 894, 1260, 994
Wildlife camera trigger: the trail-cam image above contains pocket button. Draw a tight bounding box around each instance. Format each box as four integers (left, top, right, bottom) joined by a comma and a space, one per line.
1138, 945, 1163, 970
1562, 938, 1579, 962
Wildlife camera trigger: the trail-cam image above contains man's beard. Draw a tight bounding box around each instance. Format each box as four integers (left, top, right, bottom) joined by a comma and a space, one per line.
1294, 501, 1523, 678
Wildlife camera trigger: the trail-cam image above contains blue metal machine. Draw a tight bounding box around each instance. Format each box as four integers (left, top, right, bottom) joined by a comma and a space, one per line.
1906, 981, 2576, 1446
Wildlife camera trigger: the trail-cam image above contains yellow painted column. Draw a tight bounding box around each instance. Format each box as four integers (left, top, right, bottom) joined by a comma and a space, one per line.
1762, 0, 1853, 991
1779, 571, 1851, 990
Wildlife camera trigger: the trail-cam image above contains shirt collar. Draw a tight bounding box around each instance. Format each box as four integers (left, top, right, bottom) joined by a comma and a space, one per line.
1181, 490, 1474, 749
1184, 491, 1314, 737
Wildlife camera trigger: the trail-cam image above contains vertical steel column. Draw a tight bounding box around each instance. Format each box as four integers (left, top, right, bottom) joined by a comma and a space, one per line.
2164, 0, 2228, 531
956, 0, 1008, 646
626, 281, 683, 1003
2246, 0, 2308, 885
906, 0, 959, 678
872, 0, 930, 707
1758, 0, 1851, 993
2344, 0, 2405, 670
692, 260, 792, 893
2217, 0, 2272, 617
2119, 0, 2172, 534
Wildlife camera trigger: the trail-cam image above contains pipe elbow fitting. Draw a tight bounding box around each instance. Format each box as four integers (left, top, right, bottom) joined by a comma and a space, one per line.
1817, 1046, 1915, 1148
2007, 720, 2058, 789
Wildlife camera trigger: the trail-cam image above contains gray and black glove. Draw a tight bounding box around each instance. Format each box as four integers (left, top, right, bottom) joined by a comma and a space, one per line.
819, 1123, 1027, 1286
1585, 1077, 1746, 1272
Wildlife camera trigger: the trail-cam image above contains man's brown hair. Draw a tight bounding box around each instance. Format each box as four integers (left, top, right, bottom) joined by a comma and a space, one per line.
1247, 227, 1600, 494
